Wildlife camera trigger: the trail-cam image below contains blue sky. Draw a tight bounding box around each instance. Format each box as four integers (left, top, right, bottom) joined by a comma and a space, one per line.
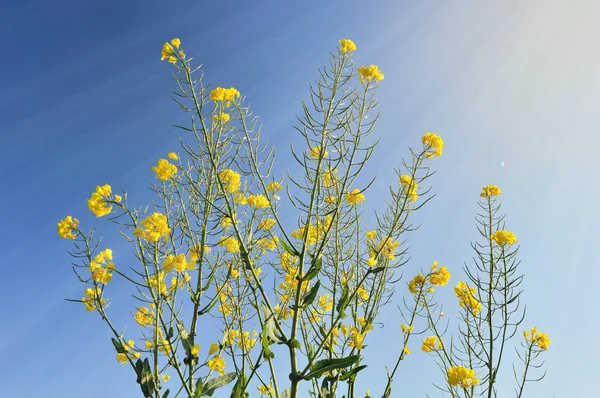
1, 0, 598, 396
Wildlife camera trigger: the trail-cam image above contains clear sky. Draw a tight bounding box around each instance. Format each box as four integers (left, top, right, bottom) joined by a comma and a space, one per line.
1, 0, 598, 397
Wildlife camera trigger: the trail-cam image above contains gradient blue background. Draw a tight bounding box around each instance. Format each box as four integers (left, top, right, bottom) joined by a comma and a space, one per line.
1, 0, 597, 396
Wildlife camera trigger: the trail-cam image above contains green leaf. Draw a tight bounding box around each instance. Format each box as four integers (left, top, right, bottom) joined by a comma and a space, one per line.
289, 338, 301, 349
280, 239, 298, 257
230, 373, 248, 398
304, 355, 360, 380
177, 323, 193, 353
261, 324, 275, 360
336, 285, 350, 319
201, 372, 236, 397
261, 304, 285, 343
339, 365, 368, 382
166, 327, 174, 340
111, 338, 127, 354
302, 281, 321, 308
368, 266, 386, 274
139, 358, 156, 397
303, 256, 322, 281
194, 377, 204, 398
162, 389, 170, 398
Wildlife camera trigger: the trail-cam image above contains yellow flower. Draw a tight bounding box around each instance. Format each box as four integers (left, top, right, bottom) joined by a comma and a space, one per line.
447, 366, 479, 389
339, 39, 357, 53
366, 257, 377, 267
421, 132, 444, 158
421, 336, 443, 352
400, 324, 414, 334
346, 188, 365, 205
207, 355, 226, 376
267, 181, 283, 193
168, 56, 177, 64
403, 346, 411, 355
57, 216, 79, 239
523, 327, 550, 350
134, 212, 170, 242
324, 195, 336, 204
82, 287, 105, 312
309, 146, 328, 159
357, 65, 384, 82
161, 374, 170, 383
257, 384, 275, 396
408, 274, 425, 294
116, 353, 129, 363
258, 237, 278, 251
114, 194, 122, 203
429, 264, 451, 286
87, 185, 113, 217
218, 169, 241, 193
210, 87, 240, 102
91, 267, 113, 284
191, 344, 200, 356
257, 218, 276, 230
400, 175, 418, 202
322, 169, 338, 187
348, 327, 365, 350
209, 343, 219, 355
491, 230, 517, 246
218, 236, 240, 253
135, 306, 154, 327
247, 194, 269, 209
366, 230, 376, 240
212, 112, 231, 123
480, 184, 501, 198
318, 294, 333, 312
233, 192, 247, 205
357, 287, 369, 301
152, 158, 177, 180
167, 152, 179, 161
454, 281, 482, 316
171, 38, 180, 49
160, 42, 174, 60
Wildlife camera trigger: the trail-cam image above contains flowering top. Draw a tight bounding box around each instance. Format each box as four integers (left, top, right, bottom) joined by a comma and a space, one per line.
58, 216, 79, 239
134, 212, 170, 242
447, 365, 480, 388
400, 175, 418, 202
153, 158, 178, 180
454, 281, 482, 316
339, 39, 357, 53
421, 336, 443, 352
523, 327, 550, 350
429, 261, 451, 286
490, 230, 517, 246
160, 38, 181, 64
210, 87, 241, 102
480, 185, 501, 198
421, 132, 444, 158
218, 169, 241, 193
87, 184, 113, 218
346, 188, 365, 205
358, 65, 384, 82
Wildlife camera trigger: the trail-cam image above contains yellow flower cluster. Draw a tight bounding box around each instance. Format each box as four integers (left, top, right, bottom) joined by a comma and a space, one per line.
400, 175, 418, 202
160, 38, 181, 64
87, 184, 113, 217
152, 158, 178, 180
447, 365, 480, 389
378, 238, 400, 261
134, 212, 170, 242
258, 236, 279, 251
309, 145, 328, 159
257, 384, 275, 396
339, 39, 357, 53
149, 272, 168, 295
429, 261, 451, 286
490, 230, 517, 246
89, 248, 115, 285
81, 287, 105, 312
421, 132, 444, 158
421, 336, 443, 352
207, 355, 226, 376
116, 340, 141, 363
454, 281, 482, 316
218, 236, 240, 253
267, 181, 283, 193
358, 65, 384, 82
480, 185, 501, 198
346, 188, 365, 205
322, 169, 338, 187
135, 306, 154, 327
290, 215, 333, 245
218, 169, 242, 193
247, 194, 269, 209
163, 253, 194, 274
257, 218, 276, 230
212, 112, 231, 123
523, 327, 550, 350
210, 87, 241, 102
408, 274, 426, 294
57, 216, 79, 239
318, 294, 333, 312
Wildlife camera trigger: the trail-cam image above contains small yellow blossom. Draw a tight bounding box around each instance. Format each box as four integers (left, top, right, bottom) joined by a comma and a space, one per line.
160, 42, 174, 60
447, 366, 480, 389
87, 184, 113, 217
247, 194, 269, 209
114, 194, 122, 203
210, 87, 240, 102
191, 344, 200, 356
318, 294, 333, 312
257, 218, 276, 230
57, 216, 79, 239
429, 264, 451, 286
171, 38, 180, 49
267, 181, 283, 193
358, 65, 384, 82
357, 287, 369, 301
523, 327, 550, 350
400, 175, 418, 202
346, 188, 365, 205
454, 281, 482, 316
339, 39, 357, 53
310, 146, 328, 159
366, 230, 376, 240
213, 112, 231, 123
421, 132, 444, 158
400, 324, 414, 334
167, 152, 179, 161
408, 274, 426, 294
491, 230, 517, 246
257, 384, 275, 396
322, 169, 338, 187
161, 374, 170, 383
168, 56, 177, 64
480, 185, 501, 198
421, 336, 443, 352
207, 355, 226, 376
152, 158, 177, 180
209, 343, 219, 355
218, 169, 241, 193
135, 306, 154, 327
403, 346, 411, 355
218, 236, 240, 253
